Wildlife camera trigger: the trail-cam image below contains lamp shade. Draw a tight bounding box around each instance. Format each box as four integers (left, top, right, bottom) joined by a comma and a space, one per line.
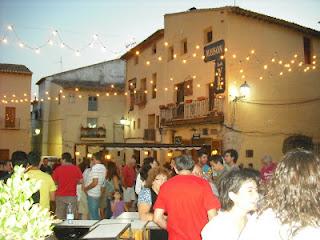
239, 81, 250, 98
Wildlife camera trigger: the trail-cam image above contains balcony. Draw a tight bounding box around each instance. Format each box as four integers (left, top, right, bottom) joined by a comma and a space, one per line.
144, 129, 156, 141
160, 97, 224, 127
0, 118, 20, 129
134, 90, 146, 106
80, 126, 106, 141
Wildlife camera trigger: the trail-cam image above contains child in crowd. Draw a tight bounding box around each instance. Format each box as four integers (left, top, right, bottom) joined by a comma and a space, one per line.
111, 190, 128, 218
201, 169, 260, 240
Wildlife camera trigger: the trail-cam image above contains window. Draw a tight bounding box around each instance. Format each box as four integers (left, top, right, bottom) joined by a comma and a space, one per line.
137, 118, 141, 129
68, 93, 75, 103
133, 120, 136, 130
181, 39, 188, 54
303, 37, 311, 64
5, 107, 16, 128
204, 27, 213, 44
148, 114, 155, 129
140, 78, 147, 90
152, 43, 157, 54
87, 118, 97, 128
184, 79, 193, 96
156, 115, 160, 129
134, 56, 139, 65
168, 46, 174, 61
152, 73, 157, 99
128, 78, 137, 111
88, 96, 98, 111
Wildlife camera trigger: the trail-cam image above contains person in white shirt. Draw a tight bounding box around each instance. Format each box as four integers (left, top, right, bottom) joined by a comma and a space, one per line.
84, 152, 106, 220
244, 148, 320, 240
201, 169, 259, 240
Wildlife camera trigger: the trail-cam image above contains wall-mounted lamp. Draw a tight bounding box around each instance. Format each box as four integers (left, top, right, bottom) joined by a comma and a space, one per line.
75, 151, 80, 156
87, 153, 93, 158
120, 116, 130, 126
106, 154, 111, 160
34, 128, 41, 135
233, 81, 250, 102
167, 152, 173, 157
144, 151, 149, 156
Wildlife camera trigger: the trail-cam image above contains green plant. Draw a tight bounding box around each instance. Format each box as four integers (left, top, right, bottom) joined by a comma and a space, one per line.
0, 166, 54, 240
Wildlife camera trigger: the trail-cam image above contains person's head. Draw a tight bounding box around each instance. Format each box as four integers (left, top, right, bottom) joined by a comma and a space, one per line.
219, 169, 259, 213
224, 149, 238, 165
208, 155, 224, 171
261, 155, 273, 166
261, 148, 320, 235
145, 167, 170, 193
174, 154, 194, 172
140, 157, 159, 181
79, 158, 90, 172
197, 149, 208, 166
113, 190, 122, 201
42, 158, 49, 166
248, 163, 254, 169
61, 152, 73, 164
127, 155, 136, 166
3, 161, 12, 172
106, 161, 119, 180
28, 151, 41, 167
143, 157, 159, 169
11, 151, 28, 168
92, 152, 103, 164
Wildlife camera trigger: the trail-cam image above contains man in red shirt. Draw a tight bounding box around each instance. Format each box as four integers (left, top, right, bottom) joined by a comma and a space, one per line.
122, 156, 136, 210
52, 152, 83, 219
260, 154, 277, 183
154, 154, 220, 240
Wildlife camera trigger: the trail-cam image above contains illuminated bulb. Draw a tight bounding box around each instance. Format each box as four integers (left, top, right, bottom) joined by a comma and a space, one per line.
150, 80, 153, 84
52, 30, 58, 36
2, 38, 8, 44
19, 42, 24, 48
280, 72, 283, 75
24, 93, 27, 97
313, 55, 316, 59
271, 58, 275, 62
196, 45, 200, 49
291, 60, 295, 64
241, 75, 245, 79
15, 100, 19, 103
312, 66, 316, 69
164, 88, 168, 91
12, 94, 16, 97
20, 99, 23, 102
288, 68, 292, 72
75, 88, 79, 91
111, 84, 114, 88
182, 59, 187, 64
59, 90, 63, 93
114, 92, 117, 96
312, 61, 316, 64
220, 55, 224, 59
3, 95, 6, 98
192, 75, 196, 79
240, 69, 243, 73
210, 83, 214, 87
106, 93, 110, 96
35, 48, 40, 54
294, 54, 298, 58
124, 92, 128, 96
304, 69, 307, 72
48, 40, 53, 45
60, 43, 65, 48
146, 61, 150, 65
164, 42, 168, 46
62, 95, 66, 98
197, 84, 200, 87
130, 82, 133, 86
298, 62, 303, 66
96, 93, 100, 97
55, 97, 58, 101
158, 56, 162, 61
284, 64, 290, 68
40, 98, 44, 102
170, 77, 173, 81
193, 53, 197, 57
259, 76, 263, 80
93, 34, 98, 40
264, 65, 268, 70
246, 56, 250, 61
47, 97, 51, 100
202, 55, 205, 60
134, 90, 137, 94
278, 60, 282, 65
144, 90, 148, 94
224, 48, 228, 52
45, 91, 49, 95
135, 51, 140, 55
251, 50, 255, 54
232, 54, 236, 58
173, 54, 177, 59
154, 88, 157, 92
75, 50, 80, 56
24, 98, 28, 102
7, 25, 13, 31
175, 86, 178, 90
186, 85, 190, 89
11, 100, 14, 103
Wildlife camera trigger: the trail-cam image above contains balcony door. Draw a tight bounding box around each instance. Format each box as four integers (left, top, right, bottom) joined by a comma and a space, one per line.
208, 84, 215, 111
5, 107, 16, 128
176, 83, 184, 119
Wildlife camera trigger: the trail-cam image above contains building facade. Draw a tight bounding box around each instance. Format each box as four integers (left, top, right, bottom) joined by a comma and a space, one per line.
121, 6, 320, 167
0, 64, 32, 160
33, 59, 126, 164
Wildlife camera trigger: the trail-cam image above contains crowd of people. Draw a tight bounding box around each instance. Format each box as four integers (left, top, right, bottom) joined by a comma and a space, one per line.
0, 147, 319, 240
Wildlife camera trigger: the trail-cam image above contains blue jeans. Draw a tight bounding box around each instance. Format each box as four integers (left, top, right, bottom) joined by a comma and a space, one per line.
87, 195, 100, 220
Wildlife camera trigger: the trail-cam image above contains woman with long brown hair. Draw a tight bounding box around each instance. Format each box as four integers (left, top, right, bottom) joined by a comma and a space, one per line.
245, 148, 320, 239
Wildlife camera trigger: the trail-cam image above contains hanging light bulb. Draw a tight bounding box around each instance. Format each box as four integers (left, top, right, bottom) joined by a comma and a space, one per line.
75, 50, 80, 56
48, 40, 53, 46
52, 30, 58, 36
19, 42, 24, 48
3, 38, 8, 44
60, 43, 65, 48
7, 25, 13, 31
35, 48, 40, 54
93, 34, 98, 40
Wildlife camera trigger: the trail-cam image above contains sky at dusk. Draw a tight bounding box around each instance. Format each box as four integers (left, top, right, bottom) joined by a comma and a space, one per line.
0, 0, 319, 95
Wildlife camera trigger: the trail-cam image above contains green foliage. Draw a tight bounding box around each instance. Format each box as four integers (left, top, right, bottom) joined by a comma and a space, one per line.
0, 166, 54, 240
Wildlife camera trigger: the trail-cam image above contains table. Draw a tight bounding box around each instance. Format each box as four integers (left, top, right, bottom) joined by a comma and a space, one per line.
54, 220, 99, 240
81, 223, 130, 240
116, 212, 139, 220
97, 219, 148, 240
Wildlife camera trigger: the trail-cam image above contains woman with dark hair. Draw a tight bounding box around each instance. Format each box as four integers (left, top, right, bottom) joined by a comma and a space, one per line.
103, 161, 121, 219
135, 157, 158, 195
201, 169, 259, 240
245, 148, 320, 239
138, 167, 170, 239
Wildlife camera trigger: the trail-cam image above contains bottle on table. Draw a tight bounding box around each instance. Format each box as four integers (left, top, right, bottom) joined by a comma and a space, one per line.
66, 202, 74, 224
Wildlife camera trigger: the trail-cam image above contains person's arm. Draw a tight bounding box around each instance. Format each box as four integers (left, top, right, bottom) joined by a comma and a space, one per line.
49, 191, 55, 201
84, 178, 98, 192
135, 174, 142, 194
113, 176, 120, 191
207, 209, 218, 220
111, 201, 116, 213
138, 203, 153, 221
153, 208, 167, 229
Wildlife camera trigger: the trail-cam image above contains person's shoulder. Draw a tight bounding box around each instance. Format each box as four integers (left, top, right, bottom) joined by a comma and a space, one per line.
202, 212, 228, 238
140, 187, 151, 195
